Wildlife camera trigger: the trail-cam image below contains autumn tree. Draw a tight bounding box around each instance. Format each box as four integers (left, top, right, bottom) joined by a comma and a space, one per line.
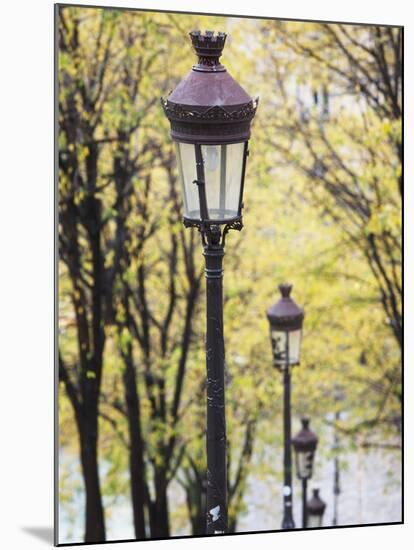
58, 7, 168, 540
260, 22, 401, 349
254, 21, 402, 437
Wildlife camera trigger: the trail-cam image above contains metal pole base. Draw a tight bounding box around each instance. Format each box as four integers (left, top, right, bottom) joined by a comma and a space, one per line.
282, 515, 295, 530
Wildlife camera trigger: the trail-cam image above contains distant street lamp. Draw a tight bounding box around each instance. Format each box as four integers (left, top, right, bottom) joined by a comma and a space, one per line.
266, 284, 304, 529
162, 30, 257, 534
292, 417, 318, 528
306, 488, 326, 528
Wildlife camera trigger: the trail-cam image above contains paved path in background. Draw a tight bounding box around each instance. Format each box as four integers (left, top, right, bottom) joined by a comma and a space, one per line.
59, 446, 401, 542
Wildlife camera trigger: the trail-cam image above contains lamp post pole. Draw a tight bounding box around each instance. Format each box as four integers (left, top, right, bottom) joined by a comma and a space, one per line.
282, 357, 295, 529
204, 231, 227, 534
302, 478, 308, 528
332, 409, 341, 526
161, 30, 257, 535
332, 385, 344, 526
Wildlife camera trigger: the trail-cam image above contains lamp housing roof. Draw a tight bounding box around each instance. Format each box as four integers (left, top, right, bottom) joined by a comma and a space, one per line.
266, 284, 305, 331
292, 417, 318, 453
307, 489, 326, 516
161, 30, 258, 144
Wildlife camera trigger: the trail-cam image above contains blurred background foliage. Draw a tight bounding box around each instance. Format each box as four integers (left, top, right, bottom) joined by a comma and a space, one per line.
58, 6, 401, 544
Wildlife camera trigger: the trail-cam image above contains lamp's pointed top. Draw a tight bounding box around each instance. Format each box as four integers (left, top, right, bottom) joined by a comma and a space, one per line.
301, 417, 310, 429
266, 283, 304, 331
292, 416, 318, 452
279, 283, 293, 298
162, 29, 257, 144
189, 30, 227, 71
307, 488, 326, 516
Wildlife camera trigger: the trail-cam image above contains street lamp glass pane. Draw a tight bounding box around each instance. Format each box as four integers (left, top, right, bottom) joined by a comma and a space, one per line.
307, 514, 322, 528
271, 328, 302, 366
201, 142, 245, 220
201, 144, 222, 219
270, 329, 287, 366
288, 329, 302, 365
176, 142, 245, 221
221, 142, 244, 216
296, 450, 314, 479
176, 142, 199, 218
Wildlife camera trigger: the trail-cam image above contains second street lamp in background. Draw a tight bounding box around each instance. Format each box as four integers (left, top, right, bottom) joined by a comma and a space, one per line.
162, 30, 257, 535
292, 417, 319, 528
266, 284, 304, 529
306, 488, 327, 528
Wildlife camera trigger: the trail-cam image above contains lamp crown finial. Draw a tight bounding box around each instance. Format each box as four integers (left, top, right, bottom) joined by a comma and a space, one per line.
301, 417, 310, 429
279, 283, 293, 298
190, 30, 227, 70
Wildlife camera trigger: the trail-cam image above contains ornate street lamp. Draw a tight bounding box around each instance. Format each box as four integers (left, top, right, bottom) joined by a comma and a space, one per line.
162, 30, 257, 535
292, 417, 318, 528
306, 488, 326, 528
267, 284, 304, 529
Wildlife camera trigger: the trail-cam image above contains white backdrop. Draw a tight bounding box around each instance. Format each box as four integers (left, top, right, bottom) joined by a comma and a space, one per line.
0, 1, 410, 549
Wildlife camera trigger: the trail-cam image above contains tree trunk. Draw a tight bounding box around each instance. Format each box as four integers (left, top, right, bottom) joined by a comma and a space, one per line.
123, 349, 148, 539
228, 517, 237, 533
79, 418, 106, 542
152, 469, 170, 538
186, 480, 206, 536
